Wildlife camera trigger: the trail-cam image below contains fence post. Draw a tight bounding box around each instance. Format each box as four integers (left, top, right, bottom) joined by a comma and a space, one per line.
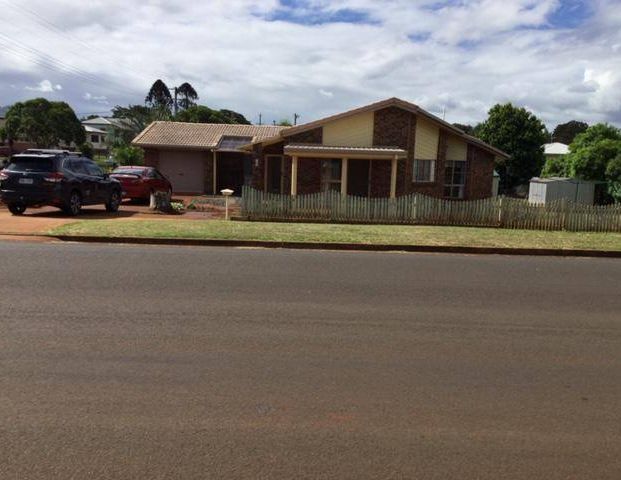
497, 196, 503, 227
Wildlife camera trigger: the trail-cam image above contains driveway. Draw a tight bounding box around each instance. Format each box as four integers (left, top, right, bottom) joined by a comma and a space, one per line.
0, 198, 226, 235
1, 243, 620, 479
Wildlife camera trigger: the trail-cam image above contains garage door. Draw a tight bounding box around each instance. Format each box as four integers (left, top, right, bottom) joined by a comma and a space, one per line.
157, 150, 205, 193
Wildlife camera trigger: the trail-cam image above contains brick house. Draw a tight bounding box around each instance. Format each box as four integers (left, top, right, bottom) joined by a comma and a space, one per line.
132, 123, 286, 194
244, 98, 509, 200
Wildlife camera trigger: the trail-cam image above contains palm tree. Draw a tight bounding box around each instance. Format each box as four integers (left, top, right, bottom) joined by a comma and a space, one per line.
176, 83, 198, 111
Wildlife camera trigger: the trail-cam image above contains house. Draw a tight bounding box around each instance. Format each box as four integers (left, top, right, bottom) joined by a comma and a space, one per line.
245, 97, 508, 199
81, 117, 131, 154
132, 123, 286, 194
543, 142, 570, 161
132, 98, 508, 198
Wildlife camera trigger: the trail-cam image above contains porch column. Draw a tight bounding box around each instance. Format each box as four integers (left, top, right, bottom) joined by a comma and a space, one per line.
213, 150, 218, 195
340, 158, 348, 196
291, 156, 298, 196
390, 155, 398, 199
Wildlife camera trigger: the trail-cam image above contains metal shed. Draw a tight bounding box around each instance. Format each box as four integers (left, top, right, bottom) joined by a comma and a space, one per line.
528, 177, 601, 205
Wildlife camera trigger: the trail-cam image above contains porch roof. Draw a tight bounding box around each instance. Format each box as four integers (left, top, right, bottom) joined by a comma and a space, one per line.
284, 144, 407, 159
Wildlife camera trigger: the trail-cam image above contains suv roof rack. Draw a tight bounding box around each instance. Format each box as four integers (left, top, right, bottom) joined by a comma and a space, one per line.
23, 149, 80, 156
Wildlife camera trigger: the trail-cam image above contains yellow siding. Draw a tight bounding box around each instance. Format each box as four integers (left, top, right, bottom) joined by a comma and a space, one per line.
323, 111, 374, 147
446, 135, 467, 161
414, 118, 439, 159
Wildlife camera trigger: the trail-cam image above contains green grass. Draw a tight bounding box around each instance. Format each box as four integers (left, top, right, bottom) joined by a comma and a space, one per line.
48, 219, 621, 251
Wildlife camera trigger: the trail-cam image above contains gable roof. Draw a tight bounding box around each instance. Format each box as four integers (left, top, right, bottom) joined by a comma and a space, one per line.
248, 97, 510, 159
82, 117, 131, 129
132, 122, 286, 150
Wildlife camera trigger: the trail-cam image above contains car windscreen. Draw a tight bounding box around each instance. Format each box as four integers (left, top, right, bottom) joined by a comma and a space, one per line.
112, 168, 145, 176
5, 156, 55, 172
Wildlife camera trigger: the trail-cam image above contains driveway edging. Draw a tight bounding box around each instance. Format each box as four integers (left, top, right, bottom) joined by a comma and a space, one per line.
46, 234, 621, 258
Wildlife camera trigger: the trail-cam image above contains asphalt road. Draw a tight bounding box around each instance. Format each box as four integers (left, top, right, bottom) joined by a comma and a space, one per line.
1, 241, 621, 479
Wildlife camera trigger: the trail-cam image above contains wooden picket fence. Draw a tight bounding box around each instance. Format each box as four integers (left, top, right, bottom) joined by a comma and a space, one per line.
241, 186, 621, 232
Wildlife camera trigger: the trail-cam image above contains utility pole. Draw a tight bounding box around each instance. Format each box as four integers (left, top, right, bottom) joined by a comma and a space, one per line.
258, 113, 262, 125
294, 113, 300, 125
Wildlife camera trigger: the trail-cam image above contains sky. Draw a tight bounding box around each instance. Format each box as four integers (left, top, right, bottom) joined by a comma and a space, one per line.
0, 0, 620, 129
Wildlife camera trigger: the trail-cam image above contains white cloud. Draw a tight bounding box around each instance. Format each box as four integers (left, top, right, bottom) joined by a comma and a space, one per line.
25, 80, 62, 92
1, 0, 620, 126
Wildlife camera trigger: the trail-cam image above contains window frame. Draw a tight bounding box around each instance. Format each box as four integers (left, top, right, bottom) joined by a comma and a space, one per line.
320, 159, 342, 193
412, 159, 436, 183
444, 160, 467, 199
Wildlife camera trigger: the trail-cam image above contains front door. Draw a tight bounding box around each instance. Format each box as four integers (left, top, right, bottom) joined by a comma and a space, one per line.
347, 159, 370, 197
266, 156, 283, 194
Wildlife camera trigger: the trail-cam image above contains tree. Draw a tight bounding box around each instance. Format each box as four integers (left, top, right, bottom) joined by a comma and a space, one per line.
552, 120, 588, 145
113, 145, 144, 166
112, 104, 156, 136
540, 155, 569, 178
4, 98, 85, 148
174, 105, 251, 125
80, 142, 94, 159
145, 79, 173, 114
475, 103, 549, 190
563, 124, 621, 201
277, 119, 293, 127
176, 82, 198, 111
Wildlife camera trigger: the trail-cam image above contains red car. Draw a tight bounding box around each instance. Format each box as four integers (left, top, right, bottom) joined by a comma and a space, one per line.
110, 166, 172, 202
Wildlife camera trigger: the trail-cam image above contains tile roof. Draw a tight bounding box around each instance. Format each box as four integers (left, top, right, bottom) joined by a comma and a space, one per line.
285, 144, 407, 157
132, 121, 287, 150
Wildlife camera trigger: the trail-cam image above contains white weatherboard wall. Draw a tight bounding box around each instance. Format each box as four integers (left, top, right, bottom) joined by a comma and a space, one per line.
323, 111, 374, 147
446, 135, 467, 161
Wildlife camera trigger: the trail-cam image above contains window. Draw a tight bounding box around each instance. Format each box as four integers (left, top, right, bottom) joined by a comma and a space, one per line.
444, 161, 467, 199
84, 161, 104, 177
90, 134, 100, 143
65, 158, 88, 174
413, 159, 435, 182
320, 159, 342, 192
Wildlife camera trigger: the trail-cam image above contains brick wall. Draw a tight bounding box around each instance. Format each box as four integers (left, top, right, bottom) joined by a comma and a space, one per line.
369, 161, 392, 197
297, 158, 322, 194
466, 145, 495, 200
286, 127, 323, 145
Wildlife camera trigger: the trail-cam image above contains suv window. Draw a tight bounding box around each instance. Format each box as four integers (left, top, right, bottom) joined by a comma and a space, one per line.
84, 161, 104, 177
65, 158, 88, 175
6, 156, 55, 172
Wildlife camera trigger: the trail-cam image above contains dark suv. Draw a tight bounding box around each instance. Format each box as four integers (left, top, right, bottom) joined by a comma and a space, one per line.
0, 150, 122, 216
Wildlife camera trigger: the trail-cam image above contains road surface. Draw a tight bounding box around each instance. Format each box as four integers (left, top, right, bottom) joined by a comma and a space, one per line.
1, 241, 620, 479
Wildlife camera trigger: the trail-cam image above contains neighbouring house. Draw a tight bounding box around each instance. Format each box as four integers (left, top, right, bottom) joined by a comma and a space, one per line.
131, 98, 509, 198
132, 123, 286, 194
81, 117, 131, 154
244, 97, 509, 199
543, 142, 570, 162
529, 177, 604, 205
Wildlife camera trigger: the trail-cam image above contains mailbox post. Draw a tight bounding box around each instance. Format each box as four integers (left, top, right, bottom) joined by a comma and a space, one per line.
221, 189, 234, 220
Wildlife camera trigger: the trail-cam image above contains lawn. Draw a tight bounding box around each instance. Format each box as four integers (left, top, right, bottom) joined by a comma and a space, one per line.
49, 219, 621, 251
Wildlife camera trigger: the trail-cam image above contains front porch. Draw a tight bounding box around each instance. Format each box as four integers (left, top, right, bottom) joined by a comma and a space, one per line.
265, 145, 408, 199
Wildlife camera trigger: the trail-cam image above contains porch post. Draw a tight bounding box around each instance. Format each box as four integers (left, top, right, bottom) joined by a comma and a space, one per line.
390, 155, 398, 199
291, 156, 298, 196
213, 150, 218, 195
340, 158, 348, 196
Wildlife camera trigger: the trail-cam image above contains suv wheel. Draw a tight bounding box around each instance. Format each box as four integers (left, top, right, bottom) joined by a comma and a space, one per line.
64, 191, 82, 216
106, 190, 121, 213
8, 203, 26, 215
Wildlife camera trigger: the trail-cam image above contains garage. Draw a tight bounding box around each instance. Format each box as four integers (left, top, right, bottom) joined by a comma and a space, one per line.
157, 150, 205, 193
